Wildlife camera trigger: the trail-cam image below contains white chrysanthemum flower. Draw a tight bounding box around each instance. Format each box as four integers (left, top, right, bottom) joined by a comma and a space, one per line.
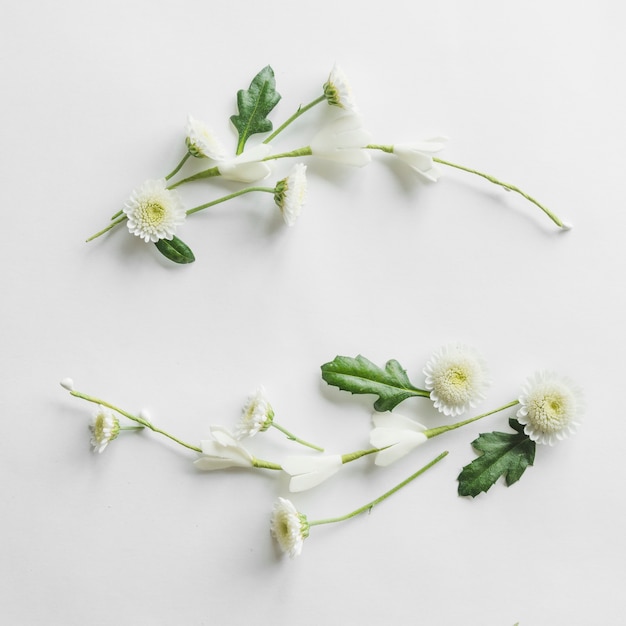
323, 63, 358, 113
123, 179, 186, 243
424, 343, 490, 417
393, 137, 448, 182
274, 163, 307, 226
235, 386, 274, 439
218, 144, 272, 182
282, 454, 343, 492
516, 371, 583, 445
270, 497, 309, 558
90, 405, 120, 454
310, 114, 372, 167
185, 115, 226, 160
369, 413, 428, 467
194, 426, 254, 470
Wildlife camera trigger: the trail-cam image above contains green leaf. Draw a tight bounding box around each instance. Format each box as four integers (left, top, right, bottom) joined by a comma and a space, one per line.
230, 65, 281, 154
154, 236, 195, 264
321, 355, 428, 412
457, 419, 535, 498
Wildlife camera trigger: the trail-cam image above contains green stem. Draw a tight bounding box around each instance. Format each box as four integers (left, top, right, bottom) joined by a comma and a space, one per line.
167, 166, 221, 189
309, 451, 448, 527
270, 422, 324, 452
341, 447, 381, 464
433, 157, 568, 228
86, 215, 127, 242
263, 146, 313, 161
424, 400, 520, 439
251, 458, 283, 471
69, 389, 202, 453
186, 186, 275, 216
165, 152, 192, 181
366, 144, 393, 153
263, 95, 326, 144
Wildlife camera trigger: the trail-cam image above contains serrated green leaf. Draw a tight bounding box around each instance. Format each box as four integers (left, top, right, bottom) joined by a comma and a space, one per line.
321, 355, 429, 412
230, 65, 281, 154
154, 236, 195, 264
457, 418, 535, 498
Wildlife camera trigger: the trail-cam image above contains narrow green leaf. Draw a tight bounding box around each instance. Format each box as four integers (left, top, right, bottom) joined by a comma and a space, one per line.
154, 236, 195, 264
457, 418, 535, 498
230, 65, 281, 154
321, 355, 428, 412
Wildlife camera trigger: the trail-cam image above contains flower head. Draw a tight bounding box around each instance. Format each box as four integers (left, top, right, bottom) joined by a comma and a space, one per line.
323, 64, 358, 113
516, 371, 583, 445
310, 114, 372, 167
274, 163, 307, 225
369, 413, 428, 466
90, 405, 120, 453
424, 343, 490, 417
270, 497, 309, 558
235, 386, 274, 439
393, 137, 447, 182
123, 179, 186, 243
194, 426, 254, 470
218, 144, 272, 182
185, 115, 226, 160
282, 454, 343, 492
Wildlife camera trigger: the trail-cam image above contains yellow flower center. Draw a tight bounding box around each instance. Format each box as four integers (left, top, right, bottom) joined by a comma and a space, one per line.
141, 201, 166, 226
529, 391, 569, 433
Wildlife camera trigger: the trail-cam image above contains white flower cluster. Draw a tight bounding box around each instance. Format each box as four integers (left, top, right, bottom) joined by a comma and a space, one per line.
89, 63, 478, 262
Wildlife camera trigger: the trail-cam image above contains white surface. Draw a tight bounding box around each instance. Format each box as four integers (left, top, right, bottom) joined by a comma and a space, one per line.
1, 1, 624, 624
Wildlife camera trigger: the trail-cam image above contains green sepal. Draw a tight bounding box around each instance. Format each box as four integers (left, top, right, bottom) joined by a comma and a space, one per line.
230, 65, 281, 154
154, 236, 195, 264
321, 355, 428, 412
457, 419, 536, 498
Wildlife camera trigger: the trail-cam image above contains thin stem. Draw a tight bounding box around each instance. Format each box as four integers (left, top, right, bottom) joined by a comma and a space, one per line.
366, 144, 393, 154
424, 400, 520, 439
167, 166, 221, 189
86, 215, 127, 242
270, 422, 324, 452
262, 146, 313, 161
433, 157, 568, 228
341, 447, 381, 464
263, 95, 326, 144
68, 389, 202, 453
251, 458, 283, 471
186, 186, 274, 216
165, 152, 192, 181
309, 451, 448, 527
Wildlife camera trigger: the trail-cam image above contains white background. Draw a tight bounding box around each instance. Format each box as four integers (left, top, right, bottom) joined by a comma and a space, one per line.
1, 1, 624, 624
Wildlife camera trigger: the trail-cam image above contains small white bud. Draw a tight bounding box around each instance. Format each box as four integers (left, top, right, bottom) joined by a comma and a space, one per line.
60, 378, 74, 391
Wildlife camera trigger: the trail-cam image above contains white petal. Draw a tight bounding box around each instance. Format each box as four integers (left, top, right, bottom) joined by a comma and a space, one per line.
194, 456, 243, 470
371, 412, 426, 432
373, 432, 428, 467
218, 144, 273, 182
283, 454, 343, 492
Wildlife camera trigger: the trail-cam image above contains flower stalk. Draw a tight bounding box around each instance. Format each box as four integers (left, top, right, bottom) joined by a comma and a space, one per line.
164, 152, 192, 181
67, 388, 202, 453
432, 157, 569, 229
263, 95, 326, 144
270, 422, 324, 452
309, 451, 448, 527
423, 400, 520, 439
